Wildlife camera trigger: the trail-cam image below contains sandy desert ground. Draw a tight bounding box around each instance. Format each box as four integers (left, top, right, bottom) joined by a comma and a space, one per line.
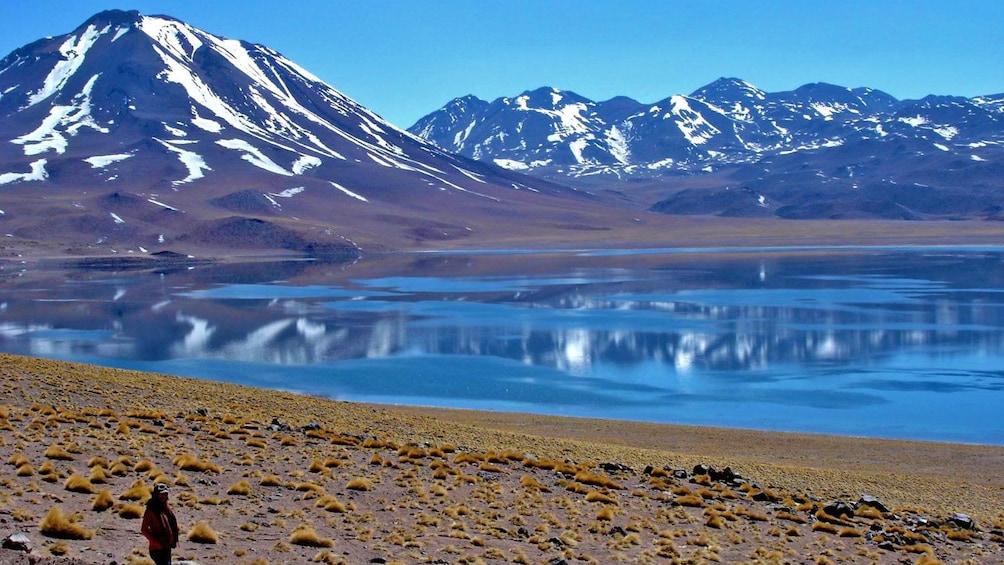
0, 353, 1002, 564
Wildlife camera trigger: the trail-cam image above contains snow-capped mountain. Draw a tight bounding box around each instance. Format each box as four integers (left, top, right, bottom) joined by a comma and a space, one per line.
410, 78, 1003, 178
0, 10, 620, 256
411, 79, 1004, 219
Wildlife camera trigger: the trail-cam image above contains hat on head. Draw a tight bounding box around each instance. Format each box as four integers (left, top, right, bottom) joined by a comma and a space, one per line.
153, 483, 170, 494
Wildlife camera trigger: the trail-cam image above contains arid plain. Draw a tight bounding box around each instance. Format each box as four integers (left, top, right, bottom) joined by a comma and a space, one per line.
0, 353, 1002, 564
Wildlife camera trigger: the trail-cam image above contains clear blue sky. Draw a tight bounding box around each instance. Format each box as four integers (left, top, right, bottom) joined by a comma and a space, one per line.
2, 1, 1002, 128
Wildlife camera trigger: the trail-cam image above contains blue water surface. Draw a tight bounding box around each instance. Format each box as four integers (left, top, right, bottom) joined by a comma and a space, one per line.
2, 247, 1003, 444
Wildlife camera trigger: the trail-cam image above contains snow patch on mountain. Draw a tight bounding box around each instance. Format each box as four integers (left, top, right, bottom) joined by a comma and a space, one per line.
217, 139, 293, 176
668, 96, 719, 145
331, 182, 368, 202
147, 197, 178, 211
14, 74, 107, 156
191, 110, 223, 133
157, 139, 210, 185
27, 24, 104, 107
292, 155, 321, 174
84, 153, 133, 168
0, 159, 48, 185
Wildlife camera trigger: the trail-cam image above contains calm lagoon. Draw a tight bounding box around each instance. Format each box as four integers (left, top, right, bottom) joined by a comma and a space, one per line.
2, 246, 1003, 445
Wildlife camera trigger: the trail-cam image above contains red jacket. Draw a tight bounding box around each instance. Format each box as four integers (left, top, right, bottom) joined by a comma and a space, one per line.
141, 503, 178, 551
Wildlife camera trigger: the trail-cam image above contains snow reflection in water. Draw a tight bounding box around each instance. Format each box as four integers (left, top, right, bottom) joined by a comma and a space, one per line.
1, 248, 1003, 444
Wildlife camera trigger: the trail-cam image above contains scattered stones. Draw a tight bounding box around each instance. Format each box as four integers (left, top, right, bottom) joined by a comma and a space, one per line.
823, 501, 856, 519
2, 531, 32, 553
857, 494, 890, 513
951, 512, 976, 530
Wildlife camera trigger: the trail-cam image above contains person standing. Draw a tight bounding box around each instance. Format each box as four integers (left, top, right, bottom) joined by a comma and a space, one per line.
141, 483, 179, 565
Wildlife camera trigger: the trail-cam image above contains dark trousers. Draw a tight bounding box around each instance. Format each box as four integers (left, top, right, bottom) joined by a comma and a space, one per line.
150, 548, 171, 565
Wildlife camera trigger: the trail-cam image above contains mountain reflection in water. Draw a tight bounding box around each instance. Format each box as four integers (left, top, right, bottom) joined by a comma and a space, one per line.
1, 248, 1003, 444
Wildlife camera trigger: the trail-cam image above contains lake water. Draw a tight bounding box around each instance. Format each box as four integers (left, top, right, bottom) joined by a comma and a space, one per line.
2, 246, 1003, 445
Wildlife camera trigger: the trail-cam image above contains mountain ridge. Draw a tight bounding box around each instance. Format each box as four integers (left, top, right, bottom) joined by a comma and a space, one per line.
409, 78, 1004, 220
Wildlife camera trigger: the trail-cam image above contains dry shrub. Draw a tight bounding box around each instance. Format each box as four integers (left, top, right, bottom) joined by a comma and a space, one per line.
584, 491, 617, 505
838, 527, 862, 537
596, 506, 616, 521
227, 479, 252, 496
811, 522, 839, 535
478, 462, 504, 473
118, 504, 144, 519
564, 481, 590, 495
187, 521, 219, 544
776, 511, 808, 524
519, 475, 551, 492
290, 523, 334, 547
87, 456, 110, 468
854, 505, 884, 519
174, 454, 221, 473
88, 466, 110, 483
260, 475, 283, 487
64, 473, 97, 494
16, 463, 34, 477
315, 495, 348, 513
310, 550, 345, 564
39, 506, 93, 540
92, 489, 115, 512
119, 480, 151, 501
246, 438, 267, 449
346, 478, 373, 491
574, 470, 624, 490
295, 481, 325, 494
735, 507, 769, 522
44, 445, 75, 461
109, 462, 130, 476
673, 494, 706, 508
7, 452, 29, 466
133, 459, 155, 473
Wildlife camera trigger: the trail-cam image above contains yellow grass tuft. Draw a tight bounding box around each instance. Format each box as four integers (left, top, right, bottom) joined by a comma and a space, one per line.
519, 475, 551, 492
776, 511, 808, 524
119, 480, 151, 501
187, 521, 220, 544
478, 462, 504, 473
315, 495, 349, 513
574, 470, 624, 490
64, 473, 97, 494
584, 491, 618, 505
596, 506, 616, 521
227, 479, 252, 496
39, 506, 94, 540
346, 478, 373, 491
260, 475, 283, 487
174, 454, 222, 473
290, 523, 335, 547
44, 445, 75, 461
91, 489, 115, 512
87, 456, 109, 468
811, 522, 840, 534
88, 465, 110, 484
673, 494, 706, 508
118, 503, 144, 519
